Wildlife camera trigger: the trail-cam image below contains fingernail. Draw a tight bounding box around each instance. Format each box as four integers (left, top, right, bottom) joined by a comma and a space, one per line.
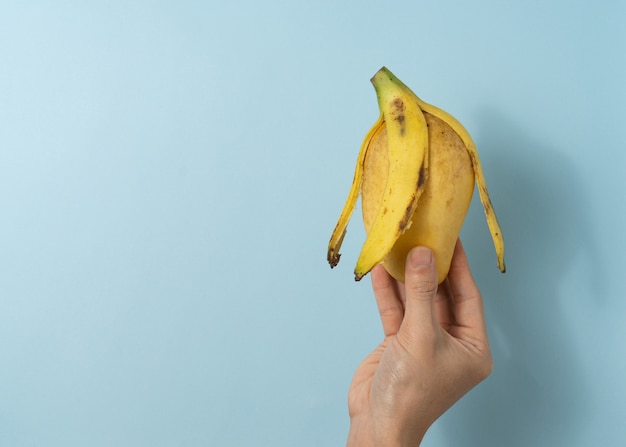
410, 246, 433, 268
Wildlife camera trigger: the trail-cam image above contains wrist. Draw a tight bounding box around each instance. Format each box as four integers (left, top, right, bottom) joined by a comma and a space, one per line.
347, 414, 427, 447
347, 415, 374, 447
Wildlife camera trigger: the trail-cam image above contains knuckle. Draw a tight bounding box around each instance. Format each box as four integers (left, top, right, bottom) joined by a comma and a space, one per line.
409, 275, 438, 297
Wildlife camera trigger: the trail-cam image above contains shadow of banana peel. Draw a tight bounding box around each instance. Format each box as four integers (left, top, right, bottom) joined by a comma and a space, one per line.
437, 109, 601, 446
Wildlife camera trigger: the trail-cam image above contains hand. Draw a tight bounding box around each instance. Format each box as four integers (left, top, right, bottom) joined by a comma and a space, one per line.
347, 240, 493, 447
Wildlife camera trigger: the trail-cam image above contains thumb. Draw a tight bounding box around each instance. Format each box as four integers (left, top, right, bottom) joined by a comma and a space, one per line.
402, 246, 439, 333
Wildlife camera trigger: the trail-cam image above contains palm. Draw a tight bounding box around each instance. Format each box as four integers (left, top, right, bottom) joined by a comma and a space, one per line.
347, 246, 485, 419
348, 339, 387, 416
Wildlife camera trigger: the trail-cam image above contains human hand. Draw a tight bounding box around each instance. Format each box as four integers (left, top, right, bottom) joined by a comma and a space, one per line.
347, 240, 493, 447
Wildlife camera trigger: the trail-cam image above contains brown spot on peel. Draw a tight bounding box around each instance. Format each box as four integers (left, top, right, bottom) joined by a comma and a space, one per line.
398, 194, 416, 231
327, 228, 347, 268
391, 98, 406, 135
417, 164, 426, 189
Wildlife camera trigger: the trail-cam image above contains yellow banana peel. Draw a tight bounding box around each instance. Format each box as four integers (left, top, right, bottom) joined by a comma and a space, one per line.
327, 67, 505, 283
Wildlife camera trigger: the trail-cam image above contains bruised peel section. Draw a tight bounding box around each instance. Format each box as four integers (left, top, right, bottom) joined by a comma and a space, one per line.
327, 115, 384, 268
327, 227, 346, 267
417, 163, 426, 189
395, 165, 425, 234
391, 98, 406, 135
399, 197, 416, 232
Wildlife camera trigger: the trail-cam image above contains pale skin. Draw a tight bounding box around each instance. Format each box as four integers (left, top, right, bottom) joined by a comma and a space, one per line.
347, 240, 493, 446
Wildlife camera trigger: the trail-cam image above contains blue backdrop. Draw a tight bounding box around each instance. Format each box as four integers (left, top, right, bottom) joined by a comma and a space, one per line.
1, 1, 625, 446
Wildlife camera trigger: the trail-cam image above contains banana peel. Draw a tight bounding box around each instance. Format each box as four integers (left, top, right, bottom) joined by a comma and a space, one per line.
327, 67, 505, 283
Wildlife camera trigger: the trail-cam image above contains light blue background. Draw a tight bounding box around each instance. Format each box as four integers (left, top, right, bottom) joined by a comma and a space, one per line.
1, 1, 625, 446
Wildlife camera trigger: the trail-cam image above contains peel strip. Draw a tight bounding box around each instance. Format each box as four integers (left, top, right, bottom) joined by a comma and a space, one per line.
415, 99, 506, 273
327, 115, 384, 268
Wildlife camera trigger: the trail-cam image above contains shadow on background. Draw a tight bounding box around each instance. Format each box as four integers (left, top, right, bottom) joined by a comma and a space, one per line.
438, 109, 603, 446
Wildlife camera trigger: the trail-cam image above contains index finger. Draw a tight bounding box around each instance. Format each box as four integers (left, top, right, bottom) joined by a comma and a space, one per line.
447, 239, 487, 334
370, 264, 404, 338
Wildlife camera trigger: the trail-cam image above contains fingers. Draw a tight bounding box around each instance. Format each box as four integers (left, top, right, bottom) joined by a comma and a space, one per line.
447, 240, 479, 300
371, 264, 404, 337
371, 242, 487, 344
401, 247, 439, 334
447, 239, 487, 334
434, 279, 456, 329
